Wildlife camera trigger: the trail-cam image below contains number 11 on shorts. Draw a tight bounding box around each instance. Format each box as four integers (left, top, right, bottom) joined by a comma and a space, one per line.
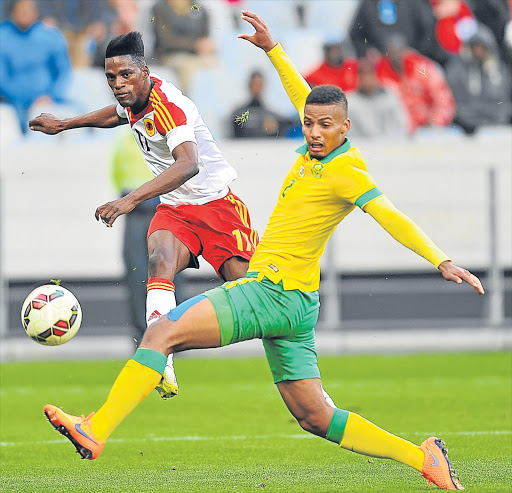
232, 229, 257, 252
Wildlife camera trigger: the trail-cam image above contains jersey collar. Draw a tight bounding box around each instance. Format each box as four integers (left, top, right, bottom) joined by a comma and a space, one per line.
127, 79, 159, 123
295, 137, 351, 163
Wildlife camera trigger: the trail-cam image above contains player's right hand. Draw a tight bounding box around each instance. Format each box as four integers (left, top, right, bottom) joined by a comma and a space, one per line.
238, 11, 277, 53
29, 113, 64, 135
95, 195, 137, 228
438, 261, 485, 294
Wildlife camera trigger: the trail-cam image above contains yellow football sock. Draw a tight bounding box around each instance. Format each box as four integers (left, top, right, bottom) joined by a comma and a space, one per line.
90, 349, 166, 441
340, 412, 424, 471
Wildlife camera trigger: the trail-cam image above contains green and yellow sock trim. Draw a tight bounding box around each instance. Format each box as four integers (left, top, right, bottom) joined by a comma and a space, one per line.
132, 348, 167, 375
326, 408, 350, 444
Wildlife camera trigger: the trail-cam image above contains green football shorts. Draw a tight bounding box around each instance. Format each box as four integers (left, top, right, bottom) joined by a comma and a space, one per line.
204, 272, 321, 383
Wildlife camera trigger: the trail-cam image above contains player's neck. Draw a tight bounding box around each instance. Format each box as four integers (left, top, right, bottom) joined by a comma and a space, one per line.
130, 80, 154, 115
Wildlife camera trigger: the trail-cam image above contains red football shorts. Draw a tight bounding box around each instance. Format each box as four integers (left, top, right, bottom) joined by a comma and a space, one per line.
147, 190, 259, 275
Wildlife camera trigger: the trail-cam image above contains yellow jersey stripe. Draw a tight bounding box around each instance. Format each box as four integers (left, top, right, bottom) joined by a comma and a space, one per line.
153, 101, 175, 131
150, 89, 162, 103
149, 93, 173, 127
153, 104, 173, 133
155, 101, 177, 129
149, 93, 171, 128
153, 110, 171, 134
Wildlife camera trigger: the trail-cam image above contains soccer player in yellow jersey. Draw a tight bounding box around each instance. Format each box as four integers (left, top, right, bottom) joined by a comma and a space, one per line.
44, 11, 484, 491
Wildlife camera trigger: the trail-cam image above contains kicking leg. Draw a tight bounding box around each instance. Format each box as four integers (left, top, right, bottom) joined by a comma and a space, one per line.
45, 296, 221, 459
91, 296, 220, 440
147, 229, 191, 399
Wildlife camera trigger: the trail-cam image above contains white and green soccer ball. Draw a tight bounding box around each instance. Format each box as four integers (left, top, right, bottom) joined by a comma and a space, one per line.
21, 284, 82, 346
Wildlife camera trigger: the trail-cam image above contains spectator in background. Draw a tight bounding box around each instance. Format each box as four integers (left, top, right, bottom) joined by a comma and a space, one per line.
0, 0, 72, 134
89, 0, 139, 68
347, 59, 408, 138
304, 37, 358, 92
446, 25, 512, 134
109, 127, 180, 344
375, 34, 456, 133
38, 0, 111, 67
467, 0, 511, 66
430, 0, 478, 55
349, 0, 453, 67
230, 70, 295, 138
152, 0, 216, 95
223, 0, 246, 29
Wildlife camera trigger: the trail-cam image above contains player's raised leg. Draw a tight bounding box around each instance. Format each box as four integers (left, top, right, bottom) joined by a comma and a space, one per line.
146, 229, 192, 399
277, 378, 464, 490
44, 295, 221, 459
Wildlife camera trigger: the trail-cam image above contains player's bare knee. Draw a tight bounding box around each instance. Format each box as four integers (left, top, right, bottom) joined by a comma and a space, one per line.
296, 416, 323, 436
144, 317, 189, 355
296, 409, 330, 437
140, 317, 172, 352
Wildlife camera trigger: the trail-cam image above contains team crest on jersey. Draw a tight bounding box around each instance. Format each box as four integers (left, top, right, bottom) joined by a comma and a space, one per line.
144, 118, 155, 137
312, 163, 323, 179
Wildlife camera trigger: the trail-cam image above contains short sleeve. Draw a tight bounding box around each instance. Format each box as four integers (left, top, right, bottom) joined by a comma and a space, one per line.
166, 124, 197, 153
332, 163, 382, 207
153, 100, 187, 135
116, 104, 128, 119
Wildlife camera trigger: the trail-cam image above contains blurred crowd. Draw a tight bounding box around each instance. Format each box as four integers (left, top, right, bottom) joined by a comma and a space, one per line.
0, 0, 511, 138
316, 0, 512, 137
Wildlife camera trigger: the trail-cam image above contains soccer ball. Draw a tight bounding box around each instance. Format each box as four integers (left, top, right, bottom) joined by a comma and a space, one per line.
21, 285, 82, 346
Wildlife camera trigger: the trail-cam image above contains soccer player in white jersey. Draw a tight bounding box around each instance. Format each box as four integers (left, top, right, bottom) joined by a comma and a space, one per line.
29, 32, 259, 399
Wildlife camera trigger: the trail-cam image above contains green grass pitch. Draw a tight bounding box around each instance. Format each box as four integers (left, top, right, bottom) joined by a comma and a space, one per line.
1, 352, 511, 492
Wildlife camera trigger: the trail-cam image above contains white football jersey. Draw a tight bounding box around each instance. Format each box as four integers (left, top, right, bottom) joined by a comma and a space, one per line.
116, 74, 236, 206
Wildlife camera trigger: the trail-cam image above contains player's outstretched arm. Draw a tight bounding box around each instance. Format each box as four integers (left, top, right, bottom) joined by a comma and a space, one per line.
364, 195, 484, 294
239, 10, 310, 121
29, 105, 126, 135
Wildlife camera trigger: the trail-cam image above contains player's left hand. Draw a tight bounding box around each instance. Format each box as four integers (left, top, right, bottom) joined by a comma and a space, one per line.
438, 261, 485, 294
238, 11, 277, 52
95, 196, 137, 227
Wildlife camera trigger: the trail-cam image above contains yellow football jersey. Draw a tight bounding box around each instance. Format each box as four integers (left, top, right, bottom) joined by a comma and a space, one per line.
248, 137, 382, 291
249, 42, 450, 290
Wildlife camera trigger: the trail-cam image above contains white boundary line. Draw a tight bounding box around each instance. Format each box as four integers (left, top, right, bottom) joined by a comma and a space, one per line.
1, 430, 510, 447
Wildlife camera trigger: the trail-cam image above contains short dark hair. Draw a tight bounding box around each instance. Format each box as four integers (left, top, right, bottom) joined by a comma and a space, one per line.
249, 70, 264, 80
105, 32, 146, 68
306, 85, 348, 113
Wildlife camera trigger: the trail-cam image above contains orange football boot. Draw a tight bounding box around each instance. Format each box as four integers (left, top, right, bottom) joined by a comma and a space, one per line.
420, 436, 465, 490
44, 404, 105, 460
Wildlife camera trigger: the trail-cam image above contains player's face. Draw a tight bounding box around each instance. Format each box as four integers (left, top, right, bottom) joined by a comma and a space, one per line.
303, 104, 350, 159
105, 56, 150, 110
